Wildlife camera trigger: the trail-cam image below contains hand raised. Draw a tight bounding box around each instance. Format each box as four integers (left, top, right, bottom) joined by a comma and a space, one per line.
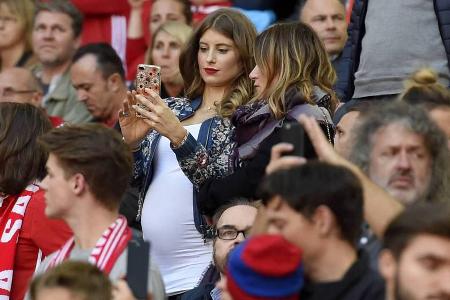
132, 88, 187, 146
265, 143, 306, 174
119, 91, 153, 149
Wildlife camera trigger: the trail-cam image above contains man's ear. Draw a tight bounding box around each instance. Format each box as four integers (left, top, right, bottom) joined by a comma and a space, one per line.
71, 173, 87, 196
107, 73, 122, 92
30, 91, 43, 107
312, 205, 335, 237
265, 195, 283, 212
73, 35, 81, 51
379, 249, 396, 282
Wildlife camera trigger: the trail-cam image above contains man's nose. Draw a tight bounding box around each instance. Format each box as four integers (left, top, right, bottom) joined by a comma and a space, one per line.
395, 151, 412, 170
325, 17, 337, 29
77, 90, 88, 102
233, 232, 246, 244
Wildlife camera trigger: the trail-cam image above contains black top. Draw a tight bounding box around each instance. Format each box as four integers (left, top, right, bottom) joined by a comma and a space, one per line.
180, 284, 215, 300
300, 251, 385, 300
180, 264, 219, 300
198, 121, 330, 218
198, 123, 282, 217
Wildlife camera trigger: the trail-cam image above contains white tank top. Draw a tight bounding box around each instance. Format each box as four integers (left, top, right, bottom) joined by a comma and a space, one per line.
141, 123, 212, 295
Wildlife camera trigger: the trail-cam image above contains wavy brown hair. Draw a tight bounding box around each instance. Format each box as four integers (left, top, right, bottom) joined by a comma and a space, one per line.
252, 22, 338, 119
38, 124, 133, 211
0, 102, 52, 195
179, 8, 256, 118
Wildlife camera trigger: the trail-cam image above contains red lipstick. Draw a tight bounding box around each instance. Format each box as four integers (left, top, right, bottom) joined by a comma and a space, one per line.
204, 68, 219, 75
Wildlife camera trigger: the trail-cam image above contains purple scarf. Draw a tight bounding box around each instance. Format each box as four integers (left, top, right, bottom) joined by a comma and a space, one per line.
232, 87, 310, 146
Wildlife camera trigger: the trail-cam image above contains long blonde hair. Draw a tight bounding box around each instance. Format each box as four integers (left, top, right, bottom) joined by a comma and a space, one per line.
179, 8, 257, 118
146, 21, 193, 85
252, 22, 338, 119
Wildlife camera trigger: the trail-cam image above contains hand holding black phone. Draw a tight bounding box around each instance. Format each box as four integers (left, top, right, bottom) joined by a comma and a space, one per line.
280, 122, 317, 159
127, 238, 150, 300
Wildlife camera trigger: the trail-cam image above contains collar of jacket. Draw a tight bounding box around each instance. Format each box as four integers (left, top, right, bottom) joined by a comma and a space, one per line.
173, 96, 202, 121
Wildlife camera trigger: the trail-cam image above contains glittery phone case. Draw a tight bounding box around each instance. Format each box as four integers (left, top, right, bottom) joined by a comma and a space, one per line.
135, 64, 161, 117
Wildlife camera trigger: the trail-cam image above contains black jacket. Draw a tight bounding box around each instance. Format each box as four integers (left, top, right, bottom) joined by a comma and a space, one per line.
198, 89, 333, 218
181, 284, 215, 300
335, 0, 450, 102
300, 251, 385, 300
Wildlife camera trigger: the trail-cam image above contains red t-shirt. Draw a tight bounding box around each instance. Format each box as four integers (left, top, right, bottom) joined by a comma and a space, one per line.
11, 190, 72, 300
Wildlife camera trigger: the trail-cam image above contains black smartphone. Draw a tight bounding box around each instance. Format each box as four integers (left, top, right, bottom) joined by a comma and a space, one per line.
127, 238, 150, 300
280, 122, 317, 159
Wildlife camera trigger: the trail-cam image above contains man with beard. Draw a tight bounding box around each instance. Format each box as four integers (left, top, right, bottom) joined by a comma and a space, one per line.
379, 202, 450, 300
181, 199, 258, 300
350, 101, 449, 268
351, 101, 449, 206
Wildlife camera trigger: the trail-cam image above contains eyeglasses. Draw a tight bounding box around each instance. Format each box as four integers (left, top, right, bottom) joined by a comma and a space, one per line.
215, 226, 251, 240
0, 87, 37, 98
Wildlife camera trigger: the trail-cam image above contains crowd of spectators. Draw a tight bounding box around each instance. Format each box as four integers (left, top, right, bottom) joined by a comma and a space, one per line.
0, 0, 449, 300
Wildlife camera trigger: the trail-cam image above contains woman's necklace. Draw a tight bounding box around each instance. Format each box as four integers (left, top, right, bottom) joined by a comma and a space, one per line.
202, 101, 217, 112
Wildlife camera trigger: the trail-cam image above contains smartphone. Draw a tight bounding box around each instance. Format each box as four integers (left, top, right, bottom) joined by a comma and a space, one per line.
127, 238, 150, 300
135, 64, 161, 117
280, 122, 317, 159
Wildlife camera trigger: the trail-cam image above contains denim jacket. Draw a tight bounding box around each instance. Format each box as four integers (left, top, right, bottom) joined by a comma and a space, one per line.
131, 97, 235, 234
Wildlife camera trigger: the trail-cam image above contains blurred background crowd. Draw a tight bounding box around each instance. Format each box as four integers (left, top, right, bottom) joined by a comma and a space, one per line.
0, 0, 449, 300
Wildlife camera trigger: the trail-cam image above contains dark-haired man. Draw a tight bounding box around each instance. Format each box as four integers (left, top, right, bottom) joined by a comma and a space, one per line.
70, 43, 128, 127
34, 124, 165, 300
379, 203, 450, 300
182, 200, 258, 300
261, 162, 384, 300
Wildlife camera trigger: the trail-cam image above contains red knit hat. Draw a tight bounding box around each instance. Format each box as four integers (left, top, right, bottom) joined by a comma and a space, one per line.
226, 234, 304, 300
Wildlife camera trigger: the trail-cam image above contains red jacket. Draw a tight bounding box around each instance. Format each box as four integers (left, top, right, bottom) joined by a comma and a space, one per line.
11, 189, 72, 300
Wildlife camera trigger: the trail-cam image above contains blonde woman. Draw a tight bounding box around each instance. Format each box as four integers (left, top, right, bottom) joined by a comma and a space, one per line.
119, 9, 256, 297
0, 0, 36, 71
198, 22, 339, 217
146, 21, 192, 98
400, 68, 450, 149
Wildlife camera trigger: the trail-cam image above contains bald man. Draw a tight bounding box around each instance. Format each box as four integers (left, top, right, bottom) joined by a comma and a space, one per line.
0, 67, 64, 126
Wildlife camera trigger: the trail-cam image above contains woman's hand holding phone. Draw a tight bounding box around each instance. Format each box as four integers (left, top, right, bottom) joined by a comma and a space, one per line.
119, 91, 153, 150
132, 88, 187, 146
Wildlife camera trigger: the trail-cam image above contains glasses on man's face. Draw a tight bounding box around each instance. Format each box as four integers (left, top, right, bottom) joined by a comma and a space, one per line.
0, 87, 36, 98
215, 226, 251, 240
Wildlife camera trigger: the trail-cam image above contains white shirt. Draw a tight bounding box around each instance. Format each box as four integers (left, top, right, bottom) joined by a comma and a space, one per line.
141, 124, 212, 295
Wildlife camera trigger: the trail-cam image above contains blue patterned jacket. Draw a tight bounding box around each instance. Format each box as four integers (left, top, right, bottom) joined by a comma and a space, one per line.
131, 97, 235, 234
